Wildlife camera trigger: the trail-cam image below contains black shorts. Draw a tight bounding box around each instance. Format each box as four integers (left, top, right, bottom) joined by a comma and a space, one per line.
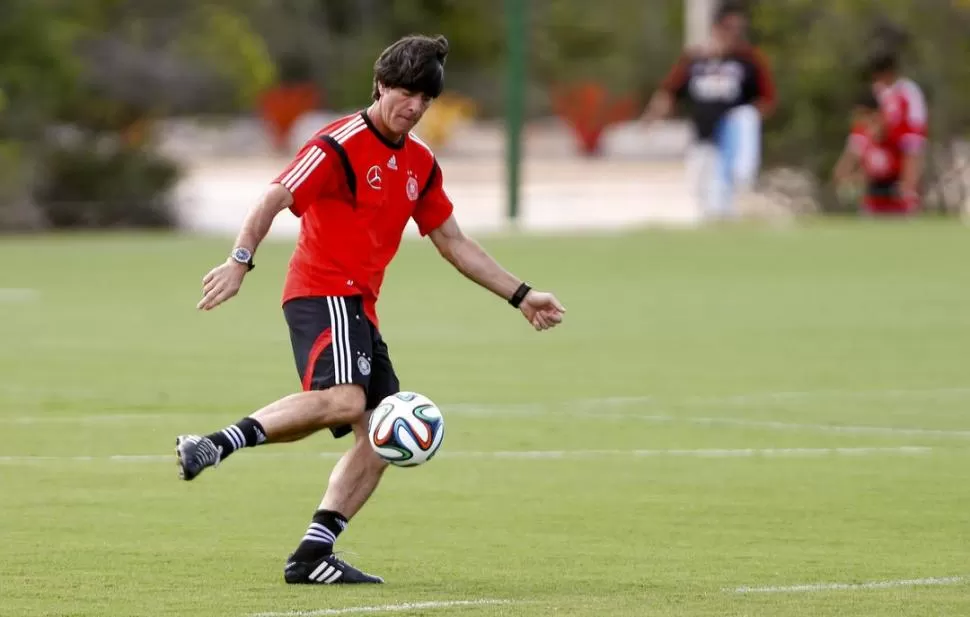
283, 296, 400, 438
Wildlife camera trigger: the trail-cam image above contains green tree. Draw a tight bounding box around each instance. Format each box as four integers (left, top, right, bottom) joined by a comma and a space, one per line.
0, 0, 279, 229
0, 0, 79, 227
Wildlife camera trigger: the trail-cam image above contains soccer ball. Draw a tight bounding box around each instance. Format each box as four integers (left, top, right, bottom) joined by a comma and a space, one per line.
367, 391, 444, 467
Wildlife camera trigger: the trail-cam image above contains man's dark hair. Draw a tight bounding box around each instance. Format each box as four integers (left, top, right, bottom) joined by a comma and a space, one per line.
855, 88, 880, 111
372, 34, 449, 101
865, 47, 899, 77
715, 1, 748, 23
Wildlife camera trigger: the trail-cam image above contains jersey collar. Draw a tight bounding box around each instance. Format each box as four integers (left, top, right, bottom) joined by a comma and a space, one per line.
360, 111, 406, 150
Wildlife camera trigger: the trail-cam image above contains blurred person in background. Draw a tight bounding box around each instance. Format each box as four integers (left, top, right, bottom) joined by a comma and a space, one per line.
643, 1, 776, 221
833, 90, 908, 215
832, 49, 927, 216
870, 47, 928, 212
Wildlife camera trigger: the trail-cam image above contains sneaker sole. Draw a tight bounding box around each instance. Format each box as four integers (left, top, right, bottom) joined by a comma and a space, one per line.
284, 575, 384, 585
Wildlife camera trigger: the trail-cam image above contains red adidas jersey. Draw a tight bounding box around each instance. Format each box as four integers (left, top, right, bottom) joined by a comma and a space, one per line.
875, 78, 928, 155
273, 111, 454, 326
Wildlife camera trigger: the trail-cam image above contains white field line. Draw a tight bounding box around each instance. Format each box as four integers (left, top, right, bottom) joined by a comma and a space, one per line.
448, 386, 970, 414
448, 388, 970, 439
13, 413, 177, 425
662, 416, 970, 439
558, 411, 970, 439
0, 446, 932, 465
12, 409, 970, 439
249, 599, 517, 617
0, 288, 38, 302
728, 575, 967, 594
9, 387, 970, 437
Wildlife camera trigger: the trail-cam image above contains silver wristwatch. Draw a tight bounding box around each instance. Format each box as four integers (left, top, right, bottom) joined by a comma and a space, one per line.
230, 247, 255, 271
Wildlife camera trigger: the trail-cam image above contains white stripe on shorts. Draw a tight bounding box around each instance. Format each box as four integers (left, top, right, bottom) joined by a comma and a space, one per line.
325, 297, 352, 384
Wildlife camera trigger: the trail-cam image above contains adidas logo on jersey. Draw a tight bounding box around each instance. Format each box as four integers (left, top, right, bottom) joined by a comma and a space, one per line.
387, 155, 397, 170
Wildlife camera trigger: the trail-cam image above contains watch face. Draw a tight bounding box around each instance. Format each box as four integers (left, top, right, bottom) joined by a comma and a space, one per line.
232, 248, 251, 263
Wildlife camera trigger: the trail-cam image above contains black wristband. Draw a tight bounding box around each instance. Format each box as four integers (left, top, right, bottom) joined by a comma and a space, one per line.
508, 282, 531, 308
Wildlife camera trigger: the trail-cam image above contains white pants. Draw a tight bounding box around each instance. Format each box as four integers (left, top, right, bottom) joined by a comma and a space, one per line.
686, 105, 762, 219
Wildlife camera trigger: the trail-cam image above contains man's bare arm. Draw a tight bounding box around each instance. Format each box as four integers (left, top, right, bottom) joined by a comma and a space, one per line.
233, 184, 294, 254
427, 214, 521, 301
642, 90, 675, 124
832, 145, 860, 185
197, 184, 293, 311
427, 214, 566, 331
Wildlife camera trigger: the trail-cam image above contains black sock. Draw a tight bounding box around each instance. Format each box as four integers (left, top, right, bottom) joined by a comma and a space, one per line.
290, 510, 348, 563
205, 417, 266, 461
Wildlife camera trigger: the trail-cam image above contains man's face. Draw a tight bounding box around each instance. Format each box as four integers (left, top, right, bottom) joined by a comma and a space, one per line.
378, 85, 433, 136
715, 13, 748, 50
871, 72, 894, 90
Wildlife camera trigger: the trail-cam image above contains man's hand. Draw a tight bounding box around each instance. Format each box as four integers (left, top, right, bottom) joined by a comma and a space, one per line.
641, 91, 673, 126
519, 290, 566, 331
197, 260, 249, 311
195, 184, 292, 312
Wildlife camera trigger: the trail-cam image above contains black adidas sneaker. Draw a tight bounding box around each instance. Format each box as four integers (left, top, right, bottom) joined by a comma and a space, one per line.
175, 435, 221, 481
284, 553, 384, 585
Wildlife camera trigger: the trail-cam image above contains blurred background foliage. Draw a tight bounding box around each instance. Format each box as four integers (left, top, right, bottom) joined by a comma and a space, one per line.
1, 0, 968, 228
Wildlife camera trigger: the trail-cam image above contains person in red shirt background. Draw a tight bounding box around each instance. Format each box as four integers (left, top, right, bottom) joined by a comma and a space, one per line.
174, 34, 566, 585
833, 49, 928, 215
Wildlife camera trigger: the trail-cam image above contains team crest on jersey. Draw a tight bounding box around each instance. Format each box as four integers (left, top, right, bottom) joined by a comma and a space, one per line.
357, 354, 371, 376
406, 172, 419, 201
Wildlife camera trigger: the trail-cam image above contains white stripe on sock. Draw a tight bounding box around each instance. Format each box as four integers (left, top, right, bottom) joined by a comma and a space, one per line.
308, 523, 335, 535
228, 425, 246, 449
303, 531, 335, 544
221, 428, 242, 450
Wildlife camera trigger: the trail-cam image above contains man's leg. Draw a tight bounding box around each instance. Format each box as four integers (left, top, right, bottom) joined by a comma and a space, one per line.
686, 141, 719, 220
278, 405, 387, 585
286, 417, 388, 565
284, 327, 399, 585
319, 419, 390, 518
727, 104, 762, 190
723, 104, 763, 218
175, 297, 370, 480
175, 385, 366, 480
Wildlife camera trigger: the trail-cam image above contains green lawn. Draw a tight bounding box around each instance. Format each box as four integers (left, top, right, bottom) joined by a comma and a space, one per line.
1, 219, 968, 617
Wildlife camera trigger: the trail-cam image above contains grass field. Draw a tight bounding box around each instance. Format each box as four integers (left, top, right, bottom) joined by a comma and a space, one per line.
1, 220, 969, 617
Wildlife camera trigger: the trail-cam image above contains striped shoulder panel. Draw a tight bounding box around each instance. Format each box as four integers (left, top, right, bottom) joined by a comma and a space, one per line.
314, 114, 368, 197
279, 144, 328, 194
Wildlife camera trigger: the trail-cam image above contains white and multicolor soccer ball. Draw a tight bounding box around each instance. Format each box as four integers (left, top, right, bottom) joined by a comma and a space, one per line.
368, 391, 444, 467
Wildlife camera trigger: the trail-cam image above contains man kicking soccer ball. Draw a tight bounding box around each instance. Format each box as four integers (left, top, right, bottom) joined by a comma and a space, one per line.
175, 34, 565, 585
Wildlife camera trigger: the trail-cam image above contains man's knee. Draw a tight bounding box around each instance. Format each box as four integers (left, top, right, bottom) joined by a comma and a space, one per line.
307, 385, 366, 428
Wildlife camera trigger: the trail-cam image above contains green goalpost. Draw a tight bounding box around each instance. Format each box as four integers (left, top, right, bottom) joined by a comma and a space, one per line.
504, 0, 526, 223
502, 0, 714, 224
